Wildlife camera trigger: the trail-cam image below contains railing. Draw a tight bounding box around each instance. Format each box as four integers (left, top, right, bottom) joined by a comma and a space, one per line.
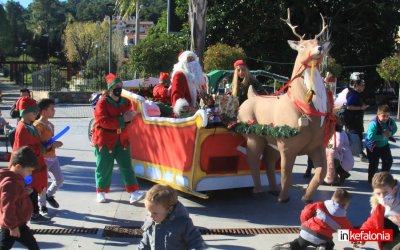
31, 66, 105, 92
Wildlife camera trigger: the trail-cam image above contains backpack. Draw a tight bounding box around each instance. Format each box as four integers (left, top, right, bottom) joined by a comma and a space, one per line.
365, 116, 395, 152
9, 103, 19, 119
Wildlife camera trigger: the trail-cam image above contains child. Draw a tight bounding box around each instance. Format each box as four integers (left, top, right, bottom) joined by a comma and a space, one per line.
34, 98, 64, 214
0, 146, 40, 249
272, 188, 352, 250
324, 122, 354, 185
354, 172, 400, 249
138, 184, 205, 250
365, 104, 398, 183
13, 96, 50, 223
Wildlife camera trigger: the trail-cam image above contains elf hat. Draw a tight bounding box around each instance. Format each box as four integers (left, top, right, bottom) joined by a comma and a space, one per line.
105, 73, 122, 90
18, 96, 38, 116
234, 59, 246, 68
159, 72, 171, 84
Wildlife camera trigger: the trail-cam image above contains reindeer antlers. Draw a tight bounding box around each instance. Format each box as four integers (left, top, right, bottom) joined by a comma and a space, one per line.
281, 8, 305, 40
314, 13, 327, 39
281, 8, 328, 40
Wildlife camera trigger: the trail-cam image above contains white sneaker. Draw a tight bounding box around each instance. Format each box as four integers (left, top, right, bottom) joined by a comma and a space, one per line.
96, 192, 106, 203
129, 190, 146, 204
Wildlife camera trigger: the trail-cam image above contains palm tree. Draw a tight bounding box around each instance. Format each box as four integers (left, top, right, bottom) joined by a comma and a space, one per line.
116, 0, 207, 62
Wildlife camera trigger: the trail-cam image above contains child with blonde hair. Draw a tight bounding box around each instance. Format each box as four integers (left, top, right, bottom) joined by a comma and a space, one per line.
355, 172, 400, 249
138, 184, 204, 250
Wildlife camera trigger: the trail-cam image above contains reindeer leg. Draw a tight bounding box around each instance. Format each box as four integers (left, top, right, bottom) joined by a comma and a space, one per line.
246, 135, 265, 194
278, 150, 296, 203
263, 146, 280, 195
303, 147, 327, 202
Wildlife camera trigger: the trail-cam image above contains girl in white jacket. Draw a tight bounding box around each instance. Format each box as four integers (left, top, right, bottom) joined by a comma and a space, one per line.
324, 123, 354, 185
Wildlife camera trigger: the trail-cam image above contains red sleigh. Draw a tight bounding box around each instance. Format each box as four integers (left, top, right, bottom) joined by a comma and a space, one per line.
123, 90, 280, 198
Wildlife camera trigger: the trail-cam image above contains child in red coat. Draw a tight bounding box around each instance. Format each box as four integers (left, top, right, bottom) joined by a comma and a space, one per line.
0, 146, 39, 249
12, 96, 50, 223
354, 172, 400, 250
272, 188, 353, 250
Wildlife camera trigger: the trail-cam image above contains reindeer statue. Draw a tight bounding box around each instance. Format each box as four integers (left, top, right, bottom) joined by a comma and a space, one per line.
237, 9, 334, 203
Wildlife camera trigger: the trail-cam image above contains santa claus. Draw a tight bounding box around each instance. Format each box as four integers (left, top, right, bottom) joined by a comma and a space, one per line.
170, 51, 204, 116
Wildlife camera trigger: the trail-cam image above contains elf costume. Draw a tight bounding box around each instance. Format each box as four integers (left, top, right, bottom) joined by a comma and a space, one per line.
92, 73, 139, 194
153, 72, 171, 105
12, 96, 47, 194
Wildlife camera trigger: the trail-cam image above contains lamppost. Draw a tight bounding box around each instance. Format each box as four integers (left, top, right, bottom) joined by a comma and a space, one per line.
95, 44, 99, 80
42, 34, 50, 65
42, 33, 51, 90
106, 3, 115, 74
135, 1, 143, 46
21, 43, 27, 86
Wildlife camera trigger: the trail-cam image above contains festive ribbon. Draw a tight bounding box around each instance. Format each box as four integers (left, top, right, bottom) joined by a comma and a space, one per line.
272, 54, 321, 97
289, 90, 336, 147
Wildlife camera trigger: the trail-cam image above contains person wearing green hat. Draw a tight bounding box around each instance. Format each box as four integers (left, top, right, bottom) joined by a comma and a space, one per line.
92, 73, 146, 204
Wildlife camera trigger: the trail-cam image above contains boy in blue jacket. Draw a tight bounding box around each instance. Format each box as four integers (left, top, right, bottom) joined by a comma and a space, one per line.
138, 184, 204, 250
365, 104, 398, 183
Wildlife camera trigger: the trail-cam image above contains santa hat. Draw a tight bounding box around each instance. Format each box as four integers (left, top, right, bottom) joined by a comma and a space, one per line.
17, 96, 38, 116
159, 72, 171, 84
234, 59, 246, 68
178, 51, 197, 63
105, 73, 122, 90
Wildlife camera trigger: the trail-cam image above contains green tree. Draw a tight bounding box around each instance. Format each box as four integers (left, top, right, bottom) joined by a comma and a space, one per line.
117, 0, 206, 61
4, 1, 31, 57
127, 34, 185, 76
125, 13, 186, 76
0, 4, 13, 58
139, 0, 166, 24
207, 1, 290, 74
28, 0, 67, 61
376, 54, 400, 83
326, 57, 342, 79
203, 43, 246, 72
206, 0, 400, 84
64, 22, 102, 67
75, 0, 113, 22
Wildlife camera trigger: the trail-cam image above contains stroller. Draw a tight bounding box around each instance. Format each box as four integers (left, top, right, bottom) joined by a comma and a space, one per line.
88, 92, 102, 144
0, 112, 13, 161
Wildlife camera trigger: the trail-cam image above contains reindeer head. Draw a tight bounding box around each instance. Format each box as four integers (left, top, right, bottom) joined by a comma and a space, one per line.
281, 9, 330, 66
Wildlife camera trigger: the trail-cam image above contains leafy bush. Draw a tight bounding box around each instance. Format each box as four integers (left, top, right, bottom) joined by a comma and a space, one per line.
377, 54, 400, 83
326, 57, 343, 78
203, 43, 246, 72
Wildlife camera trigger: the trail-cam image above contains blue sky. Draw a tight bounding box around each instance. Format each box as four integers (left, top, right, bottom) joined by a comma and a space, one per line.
16, 0, 32, 8
18, 0, 31, 8
2, 0, 65, 8
0, 0, 32, 8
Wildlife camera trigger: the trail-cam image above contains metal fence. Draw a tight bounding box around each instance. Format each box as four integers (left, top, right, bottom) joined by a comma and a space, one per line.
32, 66, 105, 92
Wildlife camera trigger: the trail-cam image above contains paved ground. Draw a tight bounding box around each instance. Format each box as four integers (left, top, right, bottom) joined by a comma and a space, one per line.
0, 79, 395, 249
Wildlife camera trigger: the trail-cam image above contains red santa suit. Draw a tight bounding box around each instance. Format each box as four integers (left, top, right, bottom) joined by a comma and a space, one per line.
171, 71, 192, 106
170, 51, 205, 117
